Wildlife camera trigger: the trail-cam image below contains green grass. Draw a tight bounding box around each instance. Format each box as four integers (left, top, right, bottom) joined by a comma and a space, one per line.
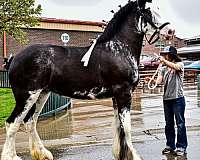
0, 88, 15, 127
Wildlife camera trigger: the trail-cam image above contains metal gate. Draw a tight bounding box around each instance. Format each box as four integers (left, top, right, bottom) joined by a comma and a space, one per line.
0, 71, 10, 88
41, 92, 71, 116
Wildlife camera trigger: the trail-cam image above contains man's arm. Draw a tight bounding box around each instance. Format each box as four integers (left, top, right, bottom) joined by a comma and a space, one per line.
159, 58, 182, 71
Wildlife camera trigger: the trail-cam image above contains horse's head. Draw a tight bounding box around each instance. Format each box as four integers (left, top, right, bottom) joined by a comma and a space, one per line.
159, 24, 175, 41
136, 0, 175, 44
97, 0, 174, 45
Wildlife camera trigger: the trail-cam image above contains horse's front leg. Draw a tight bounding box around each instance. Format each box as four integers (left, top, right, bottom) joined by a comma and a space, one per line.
112, 85, 141, 160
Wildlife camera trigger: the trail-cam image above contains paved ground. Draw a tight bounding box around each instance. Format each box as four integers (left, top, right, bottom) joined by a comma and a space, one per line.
0, 83, 200, 160
19, 132, 200, 160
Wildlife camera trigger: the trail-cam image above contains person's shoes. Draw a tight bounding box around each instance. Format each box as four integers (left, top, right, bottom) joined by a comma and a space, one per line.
175, 148, 187, 156
162, 147, 175, 155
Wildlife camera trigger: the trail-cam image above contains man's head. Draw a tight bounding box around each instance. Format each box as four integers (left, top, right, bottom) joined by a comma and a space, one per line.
160, 46, 181, 62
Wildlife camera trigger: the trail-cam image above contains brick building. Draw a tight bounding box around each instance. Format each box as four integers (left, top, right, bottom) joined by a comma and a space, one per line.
177, 35, 200, 60
0, 17, 104, 70
141, 34, 185, 57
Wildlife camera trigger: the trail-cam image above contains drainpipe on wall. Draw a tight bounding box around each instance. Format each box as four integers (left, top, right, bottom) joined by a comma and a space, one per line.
3, 31, 7, 58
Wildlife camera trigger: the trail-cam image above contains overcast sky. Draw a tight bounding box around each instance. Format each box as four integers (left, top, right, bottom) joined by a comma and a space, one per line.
35, 0, 199, 39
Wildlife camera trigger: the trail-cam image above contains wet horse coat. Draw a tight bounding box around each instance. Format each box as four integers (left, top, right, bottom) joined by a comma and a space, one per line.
1, 0, 170, 160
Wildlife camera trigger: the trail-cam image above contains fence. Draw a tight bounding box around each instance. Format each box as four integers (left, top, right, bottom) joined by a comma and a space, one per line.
41, 92, 71, 116
0, 71, 10, 88
0, 70, 71, 116
138, 68, 198, 89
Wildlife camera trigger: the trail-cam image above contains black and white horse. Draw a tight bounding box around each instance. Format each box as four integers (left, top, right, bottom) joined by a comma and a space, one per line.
1, 0, 173, 160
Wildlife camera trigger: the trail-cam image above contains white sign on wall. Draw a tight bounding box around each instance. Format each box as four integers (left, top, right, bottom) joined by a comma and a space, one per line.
61, 33, 70, 45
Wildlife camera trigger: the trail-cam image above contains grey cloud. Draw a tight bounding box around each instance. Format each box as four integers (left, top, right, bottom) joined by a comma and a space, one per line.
49, 0, 102, 6
168, 0, 199, 24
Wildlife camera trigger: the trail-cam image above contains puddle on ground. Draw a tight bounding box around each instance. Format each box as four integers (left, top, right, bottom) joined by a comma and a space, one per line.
35, 84, 200, 142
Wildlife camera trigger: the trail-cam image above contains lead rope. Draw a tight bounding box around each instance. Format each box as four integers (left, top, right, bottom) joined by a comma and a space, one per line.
147, 62, 162, 90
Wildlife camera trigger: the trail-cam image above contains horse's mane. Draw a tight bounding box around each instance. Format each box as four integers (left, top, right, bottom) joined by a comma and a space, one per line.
97, 1, 137, 43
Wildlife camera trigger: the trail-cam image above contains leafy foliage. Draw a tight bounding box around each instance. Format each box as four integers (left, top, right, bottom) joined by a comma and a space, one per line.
0, 0, 42, 43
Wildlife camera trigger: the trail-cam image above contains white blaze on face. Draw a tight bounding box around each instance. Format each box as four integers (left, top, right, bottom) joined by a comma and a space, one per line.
160, 24, 175, 40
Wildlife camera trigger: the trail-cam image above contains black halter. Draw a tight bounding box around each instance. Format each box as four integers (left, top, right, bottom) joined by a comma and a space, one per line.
136, 0, 170, 45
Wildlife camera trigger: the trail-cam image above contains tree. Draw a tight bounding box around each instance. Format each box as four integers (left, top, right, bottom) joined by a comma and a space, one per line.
0, 0, 42, 43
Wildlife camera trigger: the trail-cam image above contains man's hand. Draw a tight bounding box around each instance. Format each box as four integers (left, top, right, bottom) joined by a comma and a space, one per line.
157, 56, 165, 62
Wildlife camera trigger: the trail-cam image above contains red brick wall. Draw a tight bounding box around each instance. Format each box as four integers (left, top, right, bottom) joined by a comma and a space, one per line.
142, 35, 185, 56
0, 28, 100, 70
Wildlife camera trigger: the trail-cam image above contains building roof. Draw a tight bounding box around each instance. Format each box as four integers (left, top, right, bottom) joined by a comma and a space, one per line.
185, 35, 200, 43
30, 17, 106, 32
40, 17, 105, 27
177, 45, 200, 54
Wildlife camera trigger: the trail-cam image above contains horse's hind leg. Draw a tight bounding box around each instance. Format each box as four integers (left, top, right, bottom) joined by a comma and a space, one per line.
24, 91, 53, 160
112, 85, 141, 160
1, 89, 42, 160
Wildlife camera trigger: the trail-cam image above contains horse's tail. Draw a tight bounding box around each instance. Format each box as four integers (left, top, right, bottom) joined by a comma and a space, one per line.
3, 54, 14, 70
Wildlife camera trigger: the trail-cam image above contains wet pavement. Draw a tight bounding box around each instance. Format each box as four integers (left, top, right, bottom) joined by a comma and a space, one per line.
20, 134, 200, 160
0, 83, 200, 160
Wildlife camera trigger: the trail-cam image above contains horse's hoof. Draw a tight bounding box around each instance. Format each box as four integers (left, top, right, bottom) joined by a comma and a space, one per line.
31, 148, 53, 160
1, 155, 22, 160
13, 155, 23, 160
